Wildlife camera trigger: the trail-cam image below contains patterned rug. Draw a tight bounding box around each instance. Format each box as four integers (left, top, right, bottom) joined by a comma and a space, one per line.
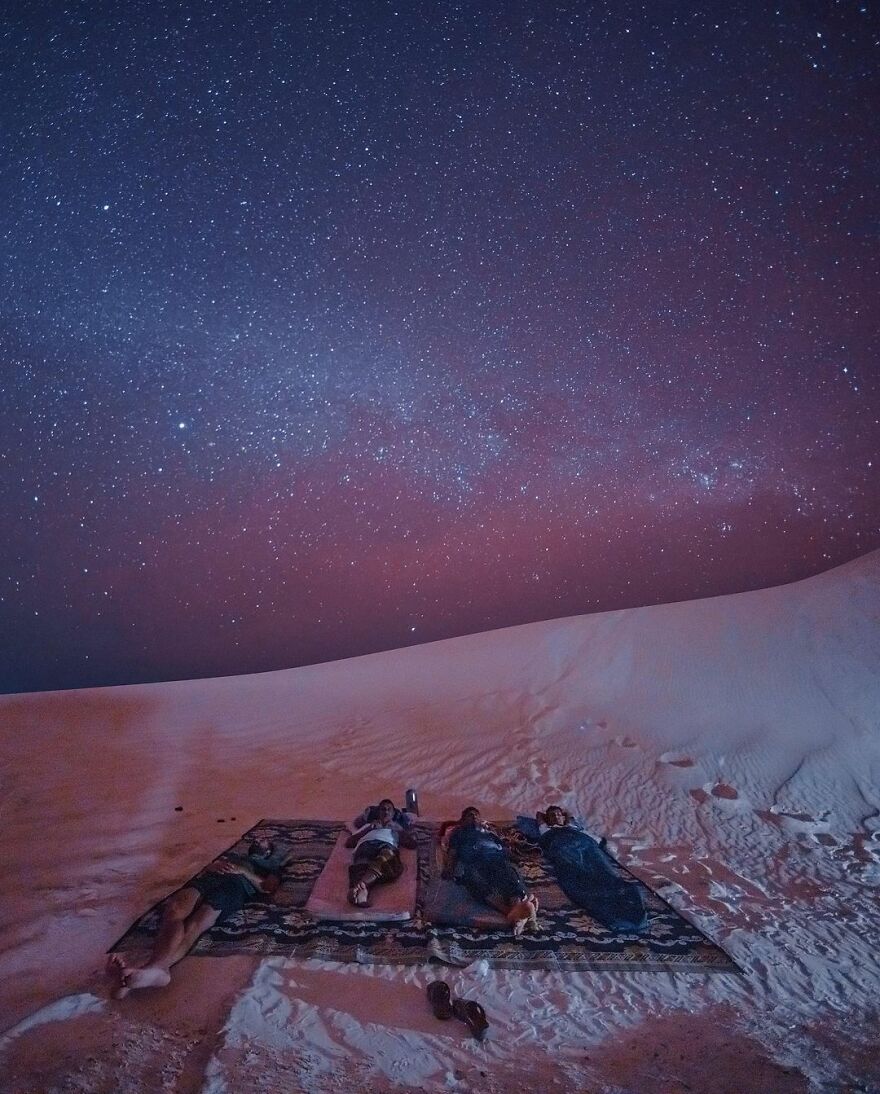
110, 819, 739, 973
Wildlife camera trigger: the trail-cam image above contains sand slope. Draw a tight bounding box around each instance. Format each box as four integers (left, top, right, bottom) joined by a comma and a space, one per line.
1, 551, 878, 1092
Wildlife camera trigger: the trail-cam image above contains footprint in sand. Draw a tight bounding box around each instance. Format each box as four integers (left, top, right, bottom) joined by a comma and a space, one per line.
659, 752, 696, 768
756, 807, 836, 844
516, 755, 550, 783
690, 783, 743, 805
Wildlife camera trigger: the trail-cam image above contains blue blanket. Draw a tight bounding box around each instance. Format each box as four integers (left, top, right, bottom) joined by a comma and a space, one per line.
515, 816, 647, 932
538, 825, 647, 932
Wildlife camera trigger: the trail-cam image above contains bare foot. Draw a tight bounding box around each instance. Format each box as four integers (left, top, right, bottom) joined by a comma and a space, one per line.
508, 899, 533, 937
348, 882, 369, 907
123, 967, 171, 993
119, 965, 172, 994
106, 953, 129, 997
525, 894, 540, 933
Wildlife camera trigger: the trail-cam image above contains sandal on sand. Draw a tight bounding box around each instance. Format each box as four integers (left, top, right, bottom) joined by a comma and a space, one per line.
427, 980, 454, 1020
452, 998, 489, 1041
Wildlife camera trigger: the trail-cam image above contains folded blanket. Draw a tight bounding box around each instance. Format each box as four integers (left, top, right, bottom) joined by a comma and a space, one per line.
305, 831, 417, 922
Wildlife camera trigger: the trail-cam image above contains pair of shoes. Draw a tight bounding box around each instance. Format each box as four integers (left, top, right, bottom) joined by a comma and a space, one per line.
427, 982, 489, 1041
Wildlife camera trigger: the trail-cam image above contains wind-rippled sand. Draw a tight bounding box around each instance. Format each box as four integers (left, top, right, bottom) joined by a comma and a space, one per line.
2, 551, 878, 1092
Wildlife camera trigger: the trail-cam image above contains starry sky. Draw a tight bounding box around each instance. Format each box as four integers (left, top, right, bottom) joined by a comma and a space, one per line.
2, 1, 878, 694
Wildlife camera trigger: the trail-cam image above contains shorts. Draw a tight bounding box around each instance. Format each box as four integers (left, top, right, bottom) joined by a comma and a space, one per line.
186, 872, 252, 922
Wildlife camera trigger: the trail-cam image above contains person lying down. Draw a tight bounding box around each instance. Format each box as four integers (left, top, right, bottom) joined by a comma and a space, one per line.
346, 798, 416, 907
442, 806, 538, 936
106, 838, 288, 997
537, 805, 648, 933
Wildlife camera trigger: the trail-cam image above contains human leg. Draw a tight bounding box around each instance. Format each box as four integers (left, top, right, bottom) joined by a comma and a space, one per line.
348, 854, 377, 905
362, 844, 403, 887
107, 886, 201, 997
348, 841, 403, 905
107, 880, 236, 997
116, 901, 221, 995
469, 856, 537, 935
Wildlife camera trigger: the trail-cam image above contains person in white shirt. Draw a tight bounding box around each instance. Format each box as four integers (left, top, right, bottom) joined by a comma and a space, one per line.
345, 798, 417, 907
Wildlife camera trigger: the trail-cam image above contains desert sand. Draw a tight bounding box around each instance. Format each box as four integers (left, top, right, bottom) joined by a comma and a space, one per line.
1, 551, 878, 1092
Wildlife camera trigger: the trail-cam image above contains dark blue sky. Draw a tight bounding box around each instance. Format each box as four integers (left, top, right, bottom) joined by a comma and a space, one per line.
2, 1, 878, 693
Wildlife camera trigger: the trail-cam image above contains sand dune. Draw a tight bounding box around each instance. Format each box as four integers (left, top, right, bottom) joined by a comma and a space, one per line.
1, 551, 878, 1091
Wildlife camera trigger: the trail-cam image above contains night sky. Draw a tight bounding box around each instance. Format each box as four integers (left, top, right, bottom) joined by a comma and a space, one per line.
2, 2, 878, 694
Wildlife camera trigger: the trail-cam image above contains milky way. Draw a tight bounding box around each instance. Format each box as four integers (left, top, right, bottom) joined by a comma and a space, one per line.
2, 2, 878, 693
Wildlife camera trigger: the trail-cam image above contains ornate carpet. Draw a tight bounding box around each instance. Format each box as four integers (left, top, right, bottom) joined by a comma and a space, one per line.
110, 818, 740, 972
